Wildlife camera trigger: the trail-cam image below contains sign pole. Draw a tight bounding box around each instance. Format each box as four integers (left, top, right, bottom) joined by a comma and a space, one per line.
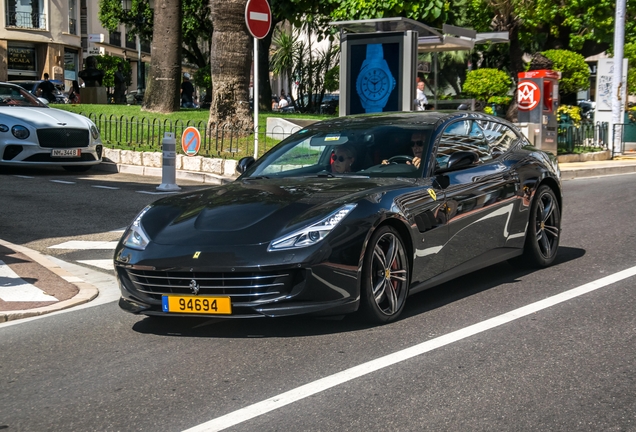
245, 0, 271, 159
254, 38, 259, 159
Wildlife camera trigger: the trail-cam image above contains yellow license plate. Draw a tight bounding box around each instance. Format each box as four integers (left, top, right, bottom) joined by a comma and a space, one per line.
161, 295, 231, 315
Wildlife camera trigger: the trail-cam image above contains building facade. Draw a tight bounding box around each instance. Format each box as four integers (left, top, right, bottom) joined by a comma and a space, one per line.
1, 0, 150, 92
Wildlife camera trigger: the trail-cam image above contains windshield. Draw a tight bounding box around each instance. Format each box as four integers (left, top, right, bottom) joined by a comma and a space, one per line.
244, 123, 434, 179
0, 84, 48, 107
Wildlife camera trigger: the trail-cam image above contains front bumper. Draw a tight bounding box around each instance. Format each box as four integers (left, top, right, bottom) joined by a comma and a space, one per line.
0, 140, 103, 166
115, 239, 363, 319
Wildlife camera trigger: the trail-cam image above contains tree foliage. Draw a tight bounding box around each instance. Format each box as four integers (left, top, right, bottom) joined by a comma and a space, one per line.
94, 55, 132, 88
98, 0, 154, 38
542, 50, 590, 96
462, 68, 512, 101
329, 0, 447, 24
624, 42, 636, 96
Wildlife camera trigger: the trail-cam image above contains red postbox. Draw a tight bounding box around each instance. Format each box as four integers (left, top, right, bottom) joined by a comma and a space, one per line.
517, 70, 561, 152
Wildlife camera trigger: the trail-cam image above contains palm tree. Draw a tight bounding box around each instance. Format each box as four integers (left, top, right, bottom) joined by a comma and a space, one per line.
270, 26, 298, 107
208, 0, 253, 129
142, 0, 183, 113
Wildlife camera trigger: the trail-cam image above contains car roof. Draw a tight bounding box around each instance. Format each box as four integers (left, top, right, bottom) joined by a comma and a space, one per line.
1, 81, 36, 88
7, 80, 42, 84
309, 111, 468, 130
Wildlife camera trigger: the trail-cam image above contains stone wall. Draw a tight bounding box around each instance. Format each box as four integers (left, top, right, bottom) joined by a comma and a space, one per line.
100, 148, 239, 184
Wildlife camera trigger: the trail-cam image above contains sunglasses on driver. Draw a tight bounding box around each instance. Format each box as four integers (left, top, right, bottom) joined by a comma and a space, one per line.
410, 140, 425, 147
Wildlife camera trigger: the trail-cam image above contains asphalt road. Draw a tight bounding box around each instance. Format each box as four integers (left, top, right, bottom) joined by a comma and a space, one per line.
0, 166, 635, 432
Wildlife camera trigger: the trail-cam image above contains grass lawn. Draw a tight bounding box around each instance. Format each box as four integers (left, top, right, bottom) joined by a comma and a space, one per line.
57, 104, 332, 129
55, 104, 334, 159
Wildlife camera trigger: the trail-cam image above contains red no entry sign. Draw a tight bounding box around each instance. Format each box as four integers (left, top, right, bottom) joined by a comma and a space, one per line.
245, 0, 271, 39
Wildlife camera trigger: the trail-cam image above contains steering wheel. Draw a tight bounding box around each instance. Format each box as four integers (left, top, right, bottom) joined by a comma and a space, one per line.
386, 155, 414, 164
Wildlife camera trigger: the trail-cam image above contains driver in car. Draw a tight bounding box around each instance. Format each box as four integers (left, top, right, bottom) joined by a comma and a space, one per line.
382, 132, 425, 168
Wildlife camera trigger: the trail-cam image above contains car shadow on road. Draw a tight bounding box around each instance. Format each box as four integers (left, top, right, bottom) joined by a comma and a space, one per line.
399, 246, 586, 321
131, 246, 586, 339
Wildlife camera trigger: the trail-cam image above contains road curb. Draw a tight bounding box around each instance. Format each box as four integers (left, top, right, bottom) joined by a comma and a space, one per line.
0, 239, 99, 323
95, 161, 236, 185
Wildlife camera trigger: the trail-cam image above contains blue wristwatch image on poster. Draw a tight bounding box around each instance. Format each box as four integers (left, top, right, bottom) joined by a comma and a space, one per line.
355, 44, 396, 113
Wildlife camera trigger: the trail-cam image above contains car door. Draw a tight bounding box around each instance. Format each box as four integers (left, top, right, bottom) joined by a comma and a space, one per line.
434, 119, 520, 272
394, 177, 449, 287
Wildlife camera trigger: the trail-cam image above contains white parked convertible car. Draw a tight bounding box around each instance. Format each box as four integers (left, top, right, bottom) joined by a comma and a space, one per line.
0, 82, 102, 172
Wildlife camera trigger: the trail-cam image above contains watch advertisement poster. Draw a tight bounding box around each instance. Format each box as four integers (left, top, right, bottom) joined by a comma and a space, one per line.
346, 33, 403, 115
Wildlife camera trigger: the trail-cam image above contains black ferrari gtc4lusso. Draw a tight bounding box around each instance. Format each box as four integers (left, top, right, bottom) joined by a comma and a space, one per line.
115, 111, 562, 324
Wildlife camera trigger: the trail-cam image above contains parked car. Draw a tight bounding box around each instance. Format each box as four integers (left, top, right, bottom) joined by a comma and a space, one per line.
115, 111, 562, 323
125, 90, 145, 105
300, 93, 339, 114
0, 82, 103, 172
577, 99, 596, 120
9, 80, 68, 104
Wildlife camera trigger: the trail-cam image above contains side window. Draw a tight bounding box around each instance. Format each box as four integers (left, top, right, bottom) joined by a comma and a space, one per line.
436, 120, 491, 170
477, 121, 519, 157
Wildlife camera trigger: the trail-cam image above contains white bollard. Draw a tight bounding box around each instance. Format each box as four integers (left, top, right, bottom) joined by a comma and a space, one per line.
156, 132, 181, 191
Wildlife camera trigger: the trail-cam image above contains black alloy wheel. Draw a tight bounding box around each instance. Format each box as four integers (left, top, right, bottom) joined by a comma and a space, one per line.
515, 185, 561, 268
360, 225, 410, 323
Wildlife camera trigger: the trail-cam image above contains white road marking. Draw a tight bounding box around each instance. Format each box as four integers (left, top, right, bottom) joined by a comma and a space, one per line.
13, 175, 34, 178
48, 240, 118, 250
0, 260, 58, 302
111, 228, 126, 233
137, 190, 180, 195
183, 265, 636, 432
92, 185, 120, 190
50, 180, 75, 184
77, 259, 114, 270
0, 257, 120, 328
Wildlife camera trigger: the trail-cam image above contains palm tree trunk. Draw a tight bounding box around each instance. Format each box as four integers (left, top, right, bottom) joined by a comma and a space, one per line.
142, 0, 182, 113
208, 0, 252, 130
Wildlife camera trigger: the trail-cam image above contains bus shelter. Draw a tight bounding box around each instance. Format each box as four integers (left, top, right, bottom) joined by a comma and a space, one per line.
330, 17, 508, 115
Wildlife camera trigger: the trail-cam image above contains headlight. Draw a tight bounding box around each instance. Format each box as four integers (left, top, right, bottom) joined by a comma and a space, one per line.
90, 125, 100, 140
122, 206, 152, 250
11, 125, 29, 139
269, 204, 357, 251
0, 124, 8, 132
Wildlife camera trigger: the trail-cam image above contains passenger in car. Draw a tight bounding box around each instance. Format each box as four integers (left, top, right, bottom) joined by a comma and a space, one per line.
331, 144, 357, 173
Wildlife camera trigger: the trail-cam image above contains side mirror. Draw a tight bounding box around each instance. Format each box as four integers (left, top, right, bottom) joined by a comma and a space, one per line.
446, 151, 479, 170
38, 97, 49, 105
236, 156, 255, 174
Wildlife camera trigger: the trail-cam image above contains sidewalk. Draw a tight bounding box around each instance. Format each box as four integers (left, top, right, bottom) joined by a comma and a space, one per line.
559, 154, 636, 180
0, 239, 98, 323
2, 156, 636, 323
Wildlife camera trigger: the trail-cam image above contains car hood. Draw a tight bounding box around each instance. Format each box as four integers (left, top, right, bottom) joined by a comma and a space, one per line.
141, 177, 416, 246
0, 107, 91, 129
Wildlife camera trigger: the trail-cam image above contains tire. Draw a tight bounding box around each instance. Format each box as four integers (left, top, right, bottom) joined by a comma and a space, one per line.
63, 165, 93, 173
512, 185, 561, 268
360, 225, 410, 324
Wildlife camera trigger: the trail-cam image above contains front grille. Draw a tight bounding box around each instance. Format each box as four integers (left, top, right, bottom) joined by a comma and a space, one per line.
36, 128, 90, 148
122, 269, 299, 304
